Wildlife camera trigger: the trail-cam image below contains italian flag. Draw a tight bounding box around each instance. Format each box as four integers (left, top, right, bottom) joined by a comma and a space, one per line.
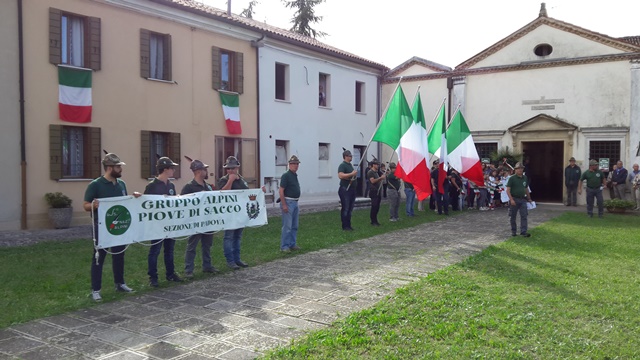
446, 110, 485, 187
427, 103, 447, 194
58, 66, 92, 123
219, 92, 242, 134
372, 86, 432, 200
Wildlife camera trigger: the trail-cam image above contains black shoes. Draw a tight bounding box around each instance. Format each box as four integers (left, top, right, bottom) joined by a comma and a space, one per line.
167, 273, 183, 282
227, 262, 240, 270
149, 278, 159, 287
203, 267, 219, 274
520, 232, 531, 238
236, 260, 249, 268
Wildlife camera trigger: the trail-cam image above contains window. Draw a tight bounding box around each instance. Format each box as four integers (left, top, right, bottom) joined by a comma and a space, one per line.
212, 47, 244, 93
140, 29, 172, 81
319, 143, 330, 176
534, 43, 553, 57
141, 131, 181, 179
319, 73, 330, 107
49, 8, 101, 70
474, 142, 498, 161
589, 141, 620, 172
49, 125, 101, 180
275, 63, 289, 101
215, 137, 258, 188
275, 140, 289, 176
355, 81, 365, 112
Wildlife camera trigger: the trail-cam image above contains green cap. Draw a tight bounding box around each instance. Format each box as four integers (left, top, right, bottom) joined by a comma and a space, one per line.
102, 153, 125, 166
288, 155, 300, 164
157, 157, 178, 171
589, 159, 598, 166
223, 156, 241, 168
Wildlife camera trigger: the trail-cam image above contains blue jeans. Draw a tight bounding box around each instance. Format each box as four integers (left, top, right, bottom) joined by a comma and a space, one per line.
338, 186, 356, 229
223, 228, 243, 263
184, 233, 213, 273
280, 199, 299, 250
586, 187, 604, 216
148, 238, 176, 280
404, 189, 415, 216
509, 197, 528, 234
435, 186, 450, 215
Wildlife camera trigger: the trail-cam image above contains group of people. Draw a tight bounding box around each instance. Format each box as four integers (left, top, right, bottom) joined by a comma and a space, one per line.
83, 152, 301, 301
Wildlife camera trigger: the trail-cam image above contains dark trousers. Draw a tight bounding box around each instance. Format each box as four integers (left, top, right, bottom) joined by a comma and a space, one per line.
434, 188, 450, 215
566, 185, 578, 206
91, 246, 126, 291
450, 190, 460, 211
586, 187, 604, 217
509, 198, 528, 234
369, 191, 381, 224
148, 238, 176, 280
429, 194, 436, 210
338, 186, 356, 229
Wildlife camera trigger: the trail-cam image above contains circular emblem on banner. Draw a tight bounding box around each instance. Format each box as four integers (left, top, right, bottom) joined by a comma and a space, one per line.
105, 205, 132, 236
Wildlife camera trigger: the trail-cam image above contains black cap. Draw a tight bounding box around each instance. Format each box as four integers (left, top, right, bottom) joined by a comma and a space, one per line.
190, 160, 209, 171
223, 156, 241, 168
157, 157, 178, 171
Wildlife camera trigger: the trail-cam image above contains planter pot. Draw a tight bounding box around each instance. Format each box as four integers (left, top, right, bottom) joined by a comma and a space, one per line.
48, 207, 73, 229
606, 207, 627, 214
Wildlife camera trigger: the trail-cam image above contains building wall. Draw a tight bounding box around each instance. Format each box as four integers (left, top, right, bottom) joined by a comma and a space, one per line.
0, 0, 22, 230
22, 0, 258, 228
258, 43, 381, 196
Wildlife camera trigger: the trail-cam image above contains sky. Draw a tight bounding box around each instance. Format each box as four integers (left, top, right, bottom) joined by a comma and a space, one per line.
198, 0, 640, 68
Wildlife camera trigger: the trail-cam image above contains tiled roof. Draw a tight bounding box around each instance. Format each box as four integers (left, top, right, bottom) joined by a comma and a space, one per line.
150, 0, 388, 70
386, 56, 451, 77
619, 36, 640, 46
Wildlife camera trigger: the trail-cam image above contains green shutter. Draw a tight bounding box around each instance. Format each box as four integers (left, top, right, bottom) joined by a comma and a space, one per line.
140, 29, 150, 78
211, 46, 221, 90
235, 51, 244, 94
169, 132, 181, 179
49, 8, 62, 65
87, 127, 101, 178
141, 131, 151, 179
49, 125, 62, 180
163, 34, 172, 81
86, 16, 101, 71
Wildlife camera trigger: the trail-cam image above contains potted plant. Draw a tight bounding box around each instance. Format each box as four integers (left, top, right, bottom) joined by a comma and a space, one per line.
44, 192, 73, 229
603, 198, 635, 214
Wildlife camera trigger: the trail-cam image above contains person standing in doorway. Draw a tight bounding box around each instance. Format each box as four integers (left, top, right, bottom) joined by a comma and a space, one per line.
564, 157, 581, 206
338, 149, 358, 231
279, 155, 301, 252
507, 162, 532, 237
367, 158, 386, 226
578, 159, 606, 218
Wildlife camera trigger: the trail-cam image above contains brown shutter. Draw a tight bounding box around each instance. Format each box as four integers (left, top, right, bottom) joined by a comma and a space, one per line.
49, 8, 62, 65
163, 34, 172, 81
141, 131, 151, 179
169, 132, 181, 179
211, 46, 221, 90
87, 127, 102, 178
49, 125, 63, 180
140, 29, 150, 78
235, 51, 244, 94
86, 16, 101, 71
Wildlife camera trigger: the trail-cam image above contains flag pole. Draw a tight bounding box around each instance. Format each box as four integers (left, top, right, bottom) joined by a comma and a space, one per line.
426, 97, 449, 166
346, 77, 404, 190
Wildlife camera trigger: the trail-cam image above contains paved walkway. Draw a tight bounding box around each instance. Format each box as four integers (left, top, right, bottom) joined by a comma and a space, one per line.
0, 204, 569, 359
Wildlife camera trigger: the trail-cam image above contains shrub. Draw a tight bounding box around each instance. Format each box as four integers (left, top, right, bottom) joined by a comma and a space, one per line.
44, 192, 73, 208
603, 198, 635, 210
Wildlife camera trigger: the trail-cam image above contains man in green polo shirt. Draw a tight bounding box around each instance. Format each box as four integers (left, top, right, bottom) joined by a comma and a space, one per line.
279, 155, 301, 252
578, 159, 606, 218
338, 149, 358, 231
83, 153, 141, 301
506, 162, 532, 237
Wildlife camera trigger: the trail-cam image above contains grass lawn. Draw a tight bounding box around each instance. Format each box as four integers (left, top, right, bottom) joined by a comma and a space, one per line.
0, 203, 443, 328
263, 212, 640, 359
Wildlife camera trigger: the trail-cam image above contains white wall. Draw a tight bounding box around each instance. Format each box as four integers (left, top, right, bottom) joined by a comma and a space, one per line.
259, 43, 381, 196
0, 1, 22, 229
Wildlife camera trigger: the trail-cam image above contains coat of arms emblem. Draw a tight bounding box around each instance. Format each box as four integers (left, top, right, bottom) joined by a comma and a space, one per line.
246, 194, 260, 219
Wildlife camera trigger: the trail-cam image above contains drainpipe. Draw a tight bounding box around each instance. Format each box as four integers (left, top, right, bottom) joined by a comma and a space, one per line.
251, 34, 265, 190
18, 0, 27, 229
447, 77, 453, 122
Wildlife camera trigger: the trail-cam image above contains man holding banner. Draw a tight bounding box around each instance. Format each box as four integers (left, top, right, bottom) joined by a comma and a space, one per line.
83, 153, 140, 302
145, 157, 183, 287
182, 159, 217, 278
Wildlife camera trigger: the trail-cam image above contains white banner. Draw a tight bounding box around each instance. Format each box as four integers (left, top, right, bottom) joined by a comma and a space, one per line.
95, 190, 267, 248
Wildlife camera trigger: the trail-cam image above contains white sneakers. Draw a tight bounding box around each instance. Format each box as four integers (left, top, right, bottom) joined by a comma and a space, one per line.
91, 291, 102, 302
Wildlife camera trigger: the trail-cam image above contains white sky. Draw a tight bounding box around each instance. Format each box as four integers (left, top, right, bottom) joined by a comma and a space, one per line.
199, 0, 640, 68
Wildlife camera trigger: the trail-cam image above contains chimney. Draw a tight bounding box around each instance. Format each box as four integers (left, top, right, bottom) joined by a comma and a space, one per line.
227, 0, 231, 16
539, 2, 548, 17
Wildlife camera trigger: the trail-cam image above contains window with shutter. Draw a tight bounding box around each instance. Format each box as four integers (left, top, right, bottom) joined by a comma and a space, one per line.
50, 125, 101, 180
140, 29, 172, 81
49, 8, 101, 70
212, 47, 243, 93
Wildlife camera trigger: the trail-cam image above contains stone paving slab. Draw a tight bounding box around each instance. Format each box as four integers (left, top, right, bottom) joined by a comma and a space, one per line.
0, 205, 568, 359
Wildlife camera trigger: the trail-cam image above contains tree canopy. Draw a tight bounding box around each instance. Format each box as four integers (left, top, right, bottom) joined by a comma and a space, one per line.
282, 0, 327, 38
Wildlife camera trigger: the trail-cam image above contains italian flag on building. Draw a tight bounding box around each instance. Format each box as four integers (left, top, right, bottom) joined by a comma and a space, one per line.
219, 92, 242, 134
58, 66, 92, 123
372, 86, 432, 200
446, 110, 485, 187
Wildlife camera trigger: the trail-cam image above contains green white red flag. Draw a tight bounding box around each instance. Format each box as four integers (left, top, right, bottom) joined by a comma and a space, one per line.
219, 92, 242, 134
372, 86, 432, 200
446, 110, 484, 187
58, 66, 92, 123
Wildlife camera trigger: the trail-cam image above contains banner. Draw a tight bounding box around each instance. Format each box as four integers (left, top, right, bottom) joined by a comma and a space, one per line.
96, 189, 267, 248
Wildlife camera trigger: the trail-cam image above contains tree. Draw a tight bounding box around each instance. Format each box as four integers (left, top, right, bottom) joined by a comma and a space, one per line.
240, 0, 259, 19
282, 0, 327, 38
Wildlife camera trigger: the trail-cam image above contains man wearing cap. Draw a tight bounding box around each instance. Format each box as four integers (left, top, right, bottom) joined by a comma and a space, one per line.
338, 150, 358, 230
83, 153, 141, 301
218, 156, 252, 269
578, 159, 606, 218
506, 162, 532, 237
564, 157, 581, 206
279, 155, 301, 251
386, 162, 401, 221
367, 158, 386, 226
182, 159, 217, 277
145, 157, 183, 287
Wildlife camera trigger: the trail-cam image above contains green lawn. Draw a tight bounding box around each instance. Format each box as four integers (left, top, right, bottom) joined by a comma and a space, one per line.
263, 212, 640, 359
0, 203, 441, 328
